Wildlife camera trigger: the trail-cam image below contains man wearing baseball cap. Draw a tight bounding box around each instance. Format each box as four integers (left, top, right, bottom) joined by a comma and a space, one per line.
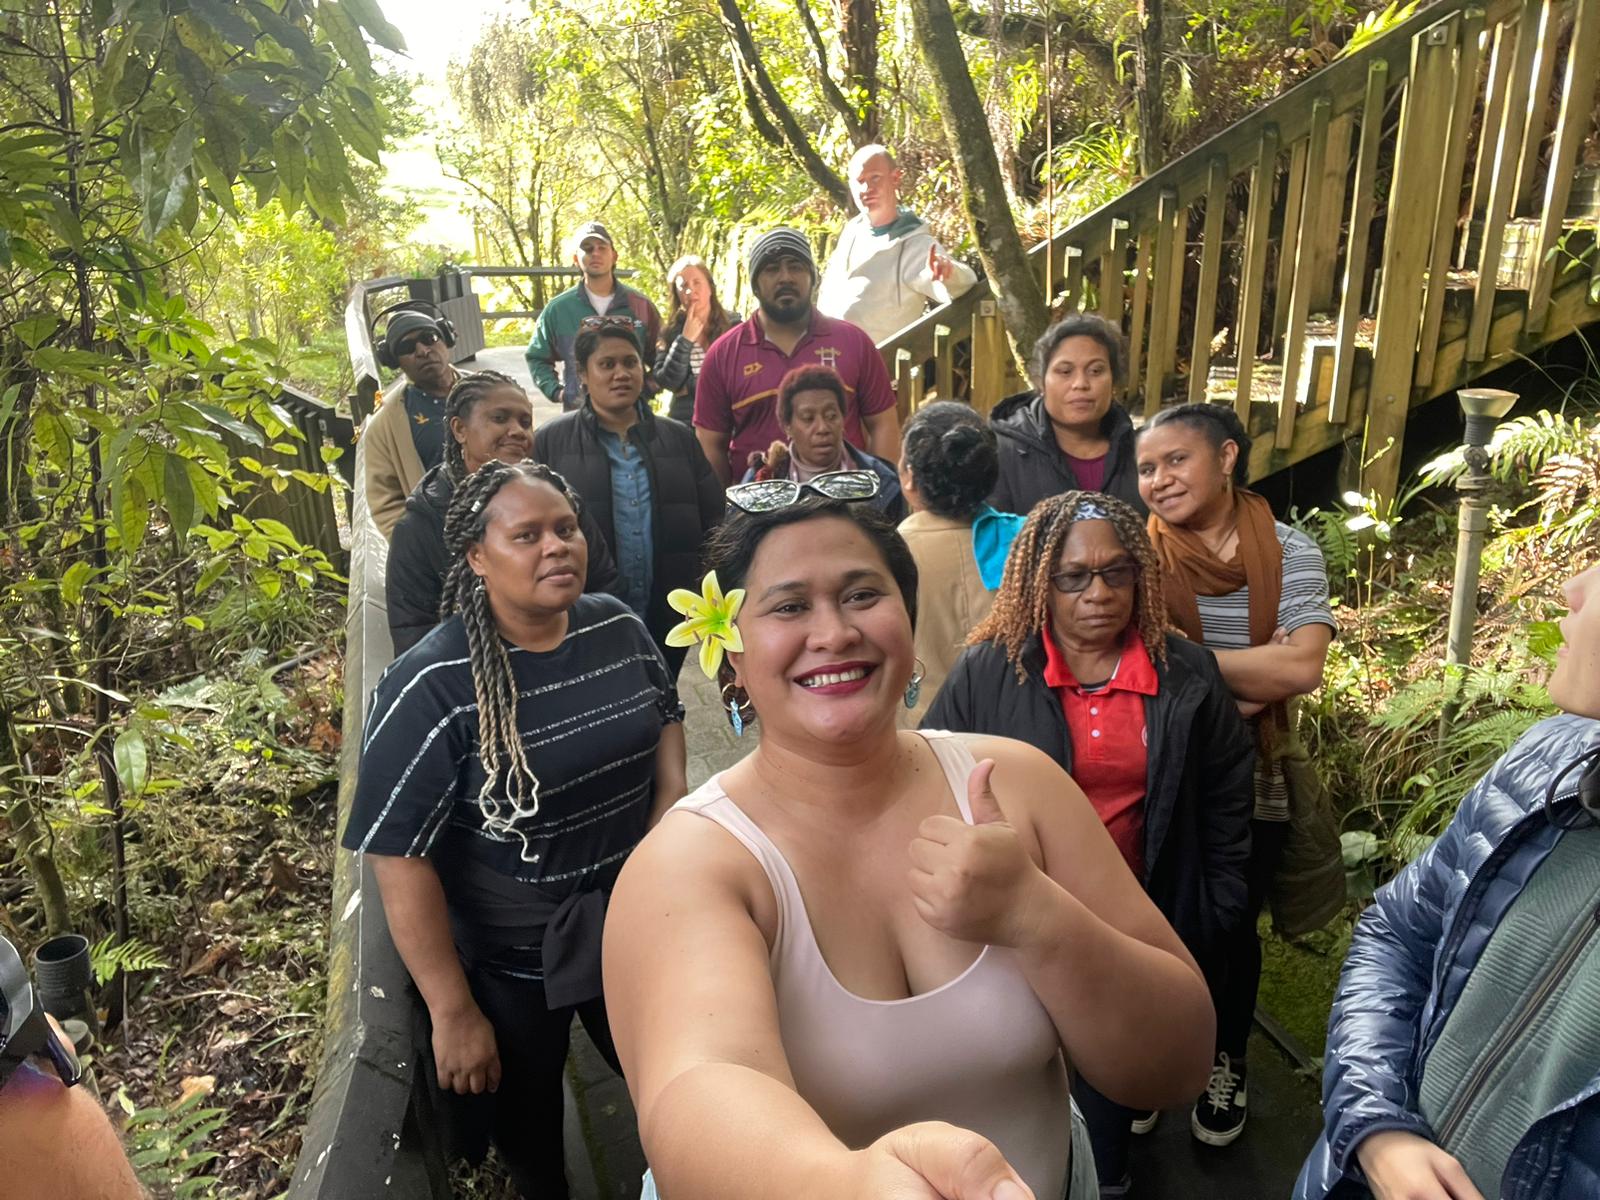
693, 226, 901, 485
364, 308, 463, 539
523, 221, 662, 411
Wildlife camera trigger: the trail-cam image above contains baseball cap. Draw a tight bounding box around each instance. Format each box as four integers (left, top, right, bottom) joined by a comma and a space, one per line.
571, 221, 614, 251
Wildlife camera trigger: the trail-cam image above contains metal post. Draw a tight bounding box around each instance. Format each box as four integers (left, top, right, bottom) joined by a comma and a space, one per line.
1444, 388, 1517, 668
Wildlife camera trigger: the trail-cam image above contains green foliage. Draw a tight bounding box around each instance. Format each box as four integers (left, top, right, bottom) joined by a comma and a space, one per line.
90, 933, 171, 985
118, 1087, 227, 1199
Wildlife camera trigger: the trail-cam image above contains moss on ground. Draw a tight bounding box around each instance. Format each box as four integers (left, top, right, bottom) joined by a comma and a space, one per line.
1257, 915, 1354, 1060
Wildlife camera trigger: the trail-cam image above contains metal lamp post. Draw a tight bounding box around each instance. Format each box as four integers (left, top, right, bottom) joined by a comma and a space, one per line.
1445, 387, 1518, 669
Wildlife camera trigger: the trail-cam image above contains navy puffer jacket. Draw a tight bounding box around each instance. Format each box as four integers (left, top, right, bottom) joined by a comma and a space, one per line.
1295, 713, 1600, 1200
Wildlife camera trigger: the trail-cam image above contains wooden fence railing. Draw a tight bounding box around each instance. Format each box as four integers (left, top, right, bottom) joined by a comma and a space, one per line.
879, 0, 1600, 502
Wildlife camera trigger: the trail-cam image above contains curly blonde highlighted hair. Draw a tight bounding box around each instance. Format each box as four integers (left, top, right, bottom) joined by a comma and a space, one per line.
969, 491, 1168, 680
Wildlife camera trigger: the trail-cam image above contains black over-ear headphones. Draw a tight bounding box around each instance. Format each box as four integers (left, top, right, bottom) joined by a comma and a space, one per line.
370, 299, 458, 371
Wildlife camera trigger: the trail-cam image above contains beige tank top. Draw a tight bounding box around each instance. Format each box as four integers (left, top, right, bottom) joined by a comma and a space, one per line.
670, 730, 1072, 1199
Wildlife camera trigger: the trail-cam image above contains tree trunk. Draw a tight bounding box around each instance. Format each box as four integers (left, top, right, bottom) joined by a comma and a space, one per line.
717, 0, 853, 212
1134, 0, 1167, 177
905, 0, 1047, 357
837, 0, 881, 142
0, 707, 72, 936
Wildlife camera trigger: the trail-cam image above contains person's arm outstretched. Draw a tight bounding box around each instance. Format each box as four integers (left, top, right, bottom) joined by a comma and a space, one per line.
604, 812, 1036, 1200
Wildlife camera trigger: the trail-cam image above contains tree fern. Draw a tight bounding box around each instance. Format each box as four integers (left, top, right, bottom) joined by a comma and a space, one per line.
91, 934, 170, 986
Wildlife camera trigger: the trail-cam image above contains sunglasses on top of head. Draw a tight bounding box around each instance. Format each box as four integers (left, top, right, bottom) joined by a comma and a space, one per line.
396, 330, 442, 357
725, 469, 881, 514
579, 315, 637, 333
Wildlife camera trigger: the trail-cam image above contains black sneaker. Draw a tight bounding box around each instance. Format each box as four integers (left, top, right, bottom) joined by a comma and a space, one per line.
1098, 1173, 1133, 1198
1130, 1109, 1160, 1135
1191, 1052, 1247, 1146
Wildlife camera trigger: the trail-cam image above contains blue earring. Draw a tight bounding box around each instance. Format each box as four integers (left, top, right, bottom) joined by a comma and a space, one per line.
722, 684, 748, 737
904, 660, 926, 710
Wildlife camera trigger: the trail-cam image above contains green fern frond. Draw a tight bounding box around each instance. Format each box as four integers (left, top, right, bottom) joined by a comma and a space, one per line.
90, 934, 170, 985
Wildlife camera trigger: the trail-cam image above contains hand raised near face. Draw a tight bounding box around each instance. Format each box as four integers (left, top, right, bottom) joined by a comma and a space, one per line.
908, 758, 1049, 949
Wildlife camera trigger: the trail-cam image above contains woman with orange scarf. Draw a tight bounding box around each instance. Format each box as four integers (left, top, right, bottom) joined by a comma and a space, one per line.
1136, 403, 1335, 1153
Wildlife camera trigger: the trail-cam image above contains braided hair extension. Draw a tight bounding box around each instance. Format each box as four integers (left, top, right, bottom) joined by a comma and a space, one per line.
969, 490, 1169, 681
439, 459, 585, 857
443, 370, 523, 483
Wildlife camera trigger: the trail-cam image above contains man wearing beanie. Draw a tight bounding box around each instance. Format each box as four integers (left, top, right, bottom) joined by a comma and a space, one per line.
693, 226, 900, 485
363, 308, 462, 539
523, 221, 662, 411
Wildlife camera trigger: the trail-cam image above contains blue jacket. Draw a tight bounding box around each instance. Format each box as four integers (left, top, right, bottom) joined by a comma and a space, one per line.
1295, 714, 1600, 1200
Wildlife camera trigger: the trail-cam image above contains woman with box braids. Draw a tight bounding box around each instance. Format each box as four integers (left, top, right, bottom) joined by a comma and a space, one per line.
347, 456, 687, 1199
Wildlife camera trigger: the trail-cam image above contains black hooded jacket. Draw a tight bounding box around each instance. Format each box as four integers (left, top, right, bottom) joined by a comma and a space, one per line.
385, 464, 621, 657
988, 392, 1145, 517
923, 632, 1253, 964
533, 401, 724, 660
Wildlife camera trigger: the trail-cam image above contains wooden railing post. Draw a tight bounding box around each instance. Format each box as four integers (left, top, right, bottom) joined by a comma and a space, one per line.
1099, 220, 1128, 325
1146, 189, 1183, 415
1127, 227, 1154, 407
1234, 126, 1280, 424
933, 325, 955, 400
1361, 15, 1460, 506
1277, 96, 1333, 448
970, 300, 1007, 416
1188, 157, 1230, 405
1526, 0, 1600, 332
1466, 0, 1542, 362
1330, 59, 1391, 427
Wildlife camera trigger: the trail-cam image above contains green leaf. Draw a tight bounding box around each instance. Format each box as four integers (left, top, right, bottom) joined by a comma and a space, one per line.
139, 121, 196, 237
245, 0, 318, 59
194, 555, 231, 596
113, 728, 149, 797
14, 314, 57, 350
316, 0, 372, 73
188, 0, 257, 46
185, 458, 221, 518
163, 452, 196, 540
339, 0, 407, 53
60, 561, 94, 605
192, 402, 264, 446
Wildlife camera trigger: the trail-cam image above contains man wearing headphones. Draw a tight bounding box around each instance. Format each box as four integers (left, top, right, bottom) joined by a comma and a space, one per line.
364, 305, 463, 539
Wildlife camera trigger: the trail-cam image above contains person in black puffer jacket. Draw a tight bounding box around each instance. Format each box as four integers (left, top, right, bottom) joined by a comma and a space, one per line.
386, 371, 619, 657
990, 313, 1145, 518
535, 319, 724, 674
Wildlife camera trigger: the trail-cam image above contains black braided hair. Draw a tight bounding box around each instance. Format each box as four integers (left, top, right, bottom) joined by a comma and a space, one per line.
443, 370, 523, 484
439, 458, 585, 854
1143, 402, 1253, 486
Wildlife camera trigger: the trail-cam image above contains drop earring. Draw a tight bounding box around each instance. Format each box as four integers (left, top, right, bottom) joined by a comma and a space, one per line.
721, 683, 751, 737
904, 659, 926, 710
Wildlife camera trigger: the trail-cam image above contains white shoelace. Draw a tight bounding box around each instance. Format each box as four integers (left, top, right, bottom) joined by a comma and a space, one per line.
1204, 1054, 1242, 1112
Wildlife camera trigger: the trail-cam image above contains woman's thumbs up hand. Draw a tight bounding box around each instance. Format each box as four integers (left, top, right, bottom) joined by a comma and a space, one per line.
853, 1121, 1036, 1200
908, 758, 1050, 949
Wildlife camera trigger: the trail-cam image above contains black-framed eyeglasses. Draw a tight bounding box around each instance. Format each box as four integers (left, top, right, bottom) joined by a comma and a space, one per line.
0, 936, 82, 1091
725, 469, 881, 514
1050, 562, 1139, 594
396, 329, 441, 357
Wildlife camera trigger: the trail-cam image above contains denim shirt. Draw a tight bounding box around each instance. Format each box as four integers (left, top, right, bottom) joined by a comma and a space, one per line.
400, 383, 447, 468
599, 428, 654, 620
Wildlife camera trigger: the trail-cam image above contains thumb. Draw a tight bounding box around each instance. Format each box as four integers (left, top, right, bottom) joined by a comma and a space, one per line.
885, 1122, 1033, 1200
966, 759, 1005, 825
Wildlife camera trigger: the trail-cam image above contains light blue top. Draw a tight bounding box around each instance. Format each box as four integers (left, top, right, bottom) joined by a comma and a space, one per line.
600, 427, 654, 621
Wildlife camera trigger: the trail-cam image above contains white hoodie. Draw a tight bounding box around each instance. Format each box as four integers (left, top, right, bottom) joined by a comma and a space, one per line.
817, 208, 978, 344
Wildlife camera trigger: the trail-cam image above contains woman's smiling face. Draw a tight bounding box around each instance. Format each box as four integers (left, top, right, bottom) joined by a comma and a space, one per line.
728, 516, 913, 744
453, 384, 533, 473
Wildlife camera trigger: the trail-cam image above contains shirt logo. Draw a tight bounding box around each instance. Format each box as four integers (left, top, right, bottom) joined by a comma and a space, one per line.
743, 362, 763, 377
412, 413, 429, 425
817, 346, 840, 369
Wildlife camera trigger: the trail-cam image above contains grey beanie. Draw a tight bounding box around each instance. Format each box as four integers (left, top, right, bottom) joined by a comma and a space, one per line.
384, 310, 441, 356
747, 227, 816, 279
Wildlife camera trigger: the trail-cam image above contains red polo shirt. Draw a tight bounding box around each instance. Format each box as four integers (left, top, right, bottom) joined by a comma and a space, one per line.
1040, 622, 1156, 879
692, 311, 897, 473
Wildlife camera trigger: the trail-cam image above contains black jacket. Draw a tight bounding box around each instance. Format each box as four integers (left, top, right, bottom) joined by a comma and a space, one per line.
988, 393, 1145, 517
923, 633, 1253, 962
533, 401, 724, 656
385, 464, 621, 656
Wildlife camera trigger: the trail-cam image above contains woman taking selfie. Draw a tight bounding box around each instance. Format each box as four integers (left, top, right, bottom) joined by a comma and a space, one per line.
604, 477, 1215, 1200
347, 460, 686, 1199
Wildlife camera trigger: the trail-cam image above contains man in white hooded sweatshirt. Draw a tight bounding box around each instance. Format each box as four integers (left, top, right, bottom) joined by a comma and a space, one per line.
818, 144, 978, 345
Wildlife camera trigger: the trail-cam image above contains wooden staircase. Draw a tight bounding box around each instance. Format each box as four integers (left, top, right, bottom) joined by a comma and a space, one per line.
878, 0, 1600, 503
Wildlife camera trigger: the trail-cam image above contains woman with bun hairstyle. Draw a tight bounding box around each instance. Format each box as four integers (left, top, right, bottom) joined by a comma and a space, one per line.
896, 401, 1023, 723
1135, 402, 1334, 1152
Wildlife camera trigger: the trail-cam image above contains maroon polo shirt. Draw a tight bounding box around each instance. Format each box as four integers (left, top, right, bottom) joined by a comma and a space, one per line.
692, 311, 897, 473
